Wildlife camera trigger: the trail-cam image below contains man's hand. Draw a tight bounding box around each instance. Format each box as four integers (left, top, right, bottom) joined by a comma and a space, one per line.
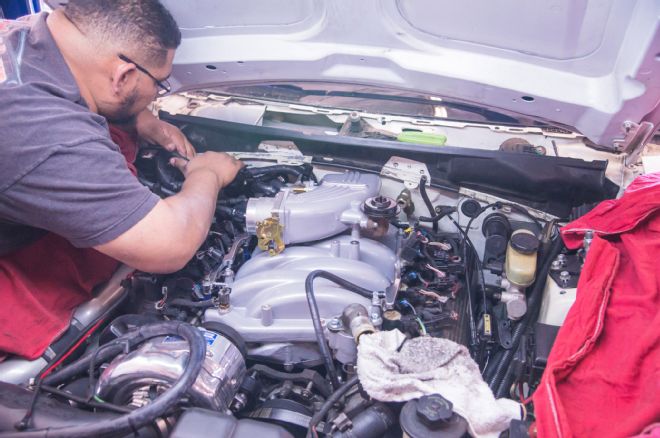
96, 152, 244, 273
135, 109, 195, 159
170, 152, 244, 189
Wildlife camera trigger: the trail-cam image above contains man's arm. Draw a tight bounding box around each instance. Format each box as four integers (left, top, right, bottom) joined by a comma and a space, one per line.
134, 109, 196, 159
95, 152, 243, 273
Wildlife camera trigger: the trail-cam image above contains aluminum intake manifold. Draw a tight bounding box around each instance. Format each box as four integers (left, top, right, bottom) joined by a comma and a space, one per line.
202, 234, 396, 344
245, 172, 381, 253
204, 172, 396, 347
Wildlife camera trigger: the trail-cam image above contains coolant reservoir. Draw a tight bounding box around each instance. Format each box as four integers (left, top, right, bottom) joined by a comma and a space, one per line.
505, 229, 539, 287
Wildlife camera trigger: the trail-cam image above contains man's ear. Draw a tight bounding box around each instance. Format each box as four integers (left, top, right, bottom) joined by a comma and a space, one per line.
111, 61, 137, 96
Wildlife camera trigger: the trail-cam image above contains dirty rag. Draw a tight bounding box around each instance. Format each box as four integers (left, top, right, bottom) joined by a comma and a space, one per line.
357, 329, 521, 438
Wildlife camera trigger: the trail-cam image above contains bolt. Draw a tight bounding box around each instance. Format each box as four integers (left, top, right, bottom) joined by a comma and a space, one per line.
557, 254, 567, 264
559, 271, 571, 284
231, 392, 248, 412
327, 317, 343, 331
370, 312, 383, 327
301, 382, 314, 400
559, 290, 567, 295
551, 260, 562, 271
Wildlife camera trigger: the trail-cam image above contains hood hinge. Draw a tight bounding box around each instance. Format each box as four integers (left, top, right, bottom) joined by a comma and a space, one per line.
622, 121, 655, 166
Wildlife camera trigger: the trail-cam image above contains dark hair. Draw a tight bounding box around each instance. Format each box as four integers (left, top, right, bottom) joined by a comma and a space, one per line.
64, 0, 181, 65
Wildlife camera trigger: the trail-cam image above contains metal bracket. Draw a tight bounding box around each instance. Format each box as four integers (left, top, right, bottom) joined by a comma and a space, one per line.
621, 121, 655, 166
206, 233, 251, 283
458, 187, 558, 222
228, 141, 310, 166
256, 216, 285, 256
380, 156, 431, 189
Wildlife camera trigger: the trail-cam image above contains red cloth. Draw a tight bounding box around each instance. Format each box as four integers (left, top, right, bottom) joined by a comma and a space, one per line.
533, 173, 660, 438
0, 126, 139, 360
0, 234, 118, 359
109, 124, 139, 176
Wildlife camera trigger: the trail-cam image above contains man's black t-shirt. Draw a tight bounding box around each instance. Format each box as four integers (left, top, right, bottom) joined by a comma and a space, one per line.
0, 13, 160, 256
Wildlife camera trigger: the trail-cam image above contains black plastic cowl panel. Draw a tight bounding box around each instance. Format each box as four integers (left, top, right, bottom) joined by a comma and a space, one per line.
159, 112, 619, 218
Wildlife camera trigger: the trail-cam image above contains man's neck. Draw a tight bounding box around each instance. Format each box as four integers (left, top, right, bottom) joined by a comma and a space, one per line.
46, 10, 99, 113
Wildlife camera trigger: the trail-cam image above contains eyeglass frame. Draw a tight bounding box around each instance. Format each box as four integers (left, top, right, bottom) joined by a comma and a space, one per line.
117, 54, 171, 96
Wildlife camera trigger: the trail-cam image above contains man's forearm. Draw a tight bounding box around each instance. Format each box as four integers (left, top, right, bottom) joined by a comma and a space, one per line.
95, 151, 242, 273
162, 168, 221, 258
95, 169, 220, 273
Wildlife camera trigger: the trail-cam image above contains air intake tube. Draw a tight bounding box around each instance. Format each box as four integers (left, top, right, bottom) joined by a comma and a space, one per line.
0, 322, 205, 438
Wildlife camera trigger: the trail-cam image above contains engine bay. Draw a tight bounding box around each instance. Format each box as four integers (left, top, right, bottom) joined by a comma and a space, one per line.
0, 120, 602, 437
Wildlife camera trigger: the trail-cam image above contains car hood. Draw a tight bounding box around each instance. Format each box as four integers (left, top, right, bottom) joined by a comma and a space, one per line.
162, 0, 660, 152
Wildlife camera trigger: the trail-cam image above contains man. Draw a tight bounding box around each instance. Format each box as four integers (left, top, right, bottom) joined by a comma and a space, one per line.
0, 0, 243, 359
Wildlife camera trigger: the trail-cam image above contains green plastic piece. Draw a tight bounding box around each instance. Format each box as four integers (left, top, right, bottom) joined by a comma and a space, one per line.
397, 131, 447, 146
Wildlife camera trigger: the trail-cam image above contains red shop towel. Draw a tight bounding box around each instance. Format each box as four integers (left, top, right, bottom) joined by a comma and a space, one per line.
533, 173, 660, 438
0, 234, 118, 359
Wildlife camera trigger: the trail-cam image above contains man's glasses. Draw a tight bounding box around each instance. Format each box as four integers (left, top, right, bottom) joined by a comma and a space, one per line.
118, 54, 171, 96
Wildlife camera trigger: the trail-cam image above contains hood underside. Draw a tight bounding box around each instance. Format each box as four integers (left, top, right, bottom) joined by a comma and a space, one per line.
163, 0, 660, 151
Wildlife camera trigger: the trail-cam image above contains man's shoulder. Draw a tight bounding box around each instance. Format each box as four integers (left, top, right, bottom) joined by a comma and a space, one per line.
0, 83, 118, 192
0, 7, 120, 193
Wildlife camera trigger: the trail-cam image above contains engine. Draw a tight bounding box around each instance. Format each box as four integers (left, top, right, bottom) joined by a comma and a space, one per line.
137, 164, 470, 361
0, 148, 561, 438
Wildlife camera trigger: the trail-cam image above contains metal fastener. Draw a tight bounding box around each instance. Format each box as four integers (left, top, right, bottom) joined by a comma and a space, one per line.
327, 317, 343, 331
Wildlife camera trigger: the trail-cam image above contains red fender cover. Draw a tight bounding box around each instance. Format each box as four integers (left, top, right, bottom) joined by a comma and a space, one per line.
533, 173, 660, 438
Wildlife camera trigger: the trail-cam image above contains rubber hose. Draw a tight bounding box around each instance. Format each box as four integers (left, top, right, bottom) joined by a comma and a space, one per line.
482, 350, 504, 381
488, 236, 563, 394
495, 360, 518, 399
4, 322, 205, 438
99, 314, 162, 342
488, 239, 560, 393
168, 298, 216, 309
155, 153, 183, 192
331, 403, 395, 438
306, 375, 360, 438
43, 321, 197, 387
253, 181, 279, 196
216, 205, 246, 221
418, 176, 438, 232
216, 197, 248, 206
304, 271, 375, 391
305, 272, 341, 390
418, 207, 457, 224
247, 165, 303, 180
252, 169, 302, 182
306, 270, 374, 299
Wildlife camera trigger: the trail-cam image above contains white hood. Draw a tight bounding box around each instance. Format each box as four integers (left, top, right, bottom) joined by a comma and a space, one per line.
164, 0, 660, 150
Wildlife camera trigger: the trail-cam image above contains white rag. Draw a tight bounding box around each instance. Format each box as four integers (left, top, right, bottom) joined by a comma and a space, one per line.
357, 330, 521, 438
